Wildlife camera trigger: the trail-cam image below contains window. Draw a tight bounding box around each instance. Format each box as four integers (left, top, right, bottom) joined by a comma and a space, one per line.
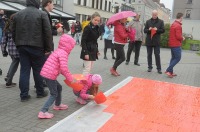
82, 14, 87, 21
138, 6, 141, 11
77, 0, 81, 5
53, 0, 62, 6
187, 0, 192, 4
185, 9, 191, 18
109, 1, 111, 12
96, 0, 99, 9
92, 0, 95, 8
76, 14, 81, 21
105, 0, 107, 11
83, 0, 87, 6
100, 0, 103, 10
132, 0, 135, 2
129, 0, 132, 4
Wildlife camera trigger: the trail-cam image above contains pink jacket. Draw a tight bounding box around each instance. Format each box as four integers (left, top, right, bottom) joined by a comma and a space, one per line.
78, 74, 93, 100
40, 34, 75, 82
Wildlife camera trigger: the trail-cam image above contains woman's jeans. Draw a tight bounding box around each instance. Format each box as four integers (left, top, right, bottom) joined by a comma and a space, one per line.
41, 78, 62, 112
166, 47, 182, 73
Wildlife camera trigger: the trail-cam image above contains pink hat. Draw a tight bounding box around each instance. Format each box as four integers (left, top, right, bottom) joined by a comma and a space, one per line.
92, 74, 102, 85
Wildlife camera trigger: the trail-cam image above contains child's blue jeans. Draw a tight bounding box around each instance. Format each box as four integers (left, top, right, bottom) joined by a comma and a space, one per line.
41, 78, 62, 112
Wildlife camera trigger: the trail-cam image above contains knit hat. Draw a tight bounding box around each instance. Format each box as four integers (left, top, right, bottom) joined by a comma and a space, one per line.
92, 74, 102, 85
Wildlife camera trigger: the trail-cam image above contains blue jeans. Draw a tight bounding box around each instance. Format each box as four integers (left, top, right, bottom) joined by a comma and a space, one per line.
41, 78, 62, 112
6, 56, 20, 84
146, 46, 161, 70
18, 46, 46, 98
166, 47, 182, 73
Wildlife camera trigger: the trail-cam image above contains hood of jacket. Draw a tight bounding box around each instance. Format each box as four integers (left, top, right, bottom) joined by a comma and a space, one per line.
26, 0, 40, 9
58, 34, 75, 54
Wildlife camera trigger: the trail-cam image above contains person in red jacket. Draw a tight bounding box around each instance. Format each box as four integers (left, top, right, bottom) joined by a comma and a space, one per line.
165, 13, 185, 78
110, 18, 129, 76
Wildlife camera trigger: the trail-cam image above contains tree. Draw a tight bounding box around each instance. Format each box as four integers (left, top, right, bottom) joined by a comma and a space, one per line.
160, 23, 170, 48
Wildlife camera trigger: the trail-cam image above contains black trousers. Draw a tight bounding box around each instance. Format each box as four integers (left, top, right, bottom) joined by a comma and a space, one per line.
126, 41, 142, 64
113, 44, 125, 70
146, 45, 161, 70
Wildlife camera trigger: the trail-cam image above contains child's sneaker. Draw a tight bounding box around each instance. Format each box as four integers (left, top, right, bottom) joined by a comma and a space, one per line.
76, 97, 87, 105
38, 111, 54, 119
53, 104, 68, 110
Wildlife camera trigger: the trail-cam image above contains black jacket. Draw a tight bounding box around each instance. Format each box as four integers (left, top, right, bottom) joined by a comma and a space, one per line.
144, 18, 165, 46
80, 22, 99, 61
13, 0, 52, 52
75, 24, 82, 33
42, 8, 57, 36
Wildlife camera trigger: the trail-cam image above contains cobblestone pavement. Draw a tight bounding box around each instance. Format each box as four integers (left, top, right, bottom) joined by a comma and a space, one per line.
0, 35, 200, 132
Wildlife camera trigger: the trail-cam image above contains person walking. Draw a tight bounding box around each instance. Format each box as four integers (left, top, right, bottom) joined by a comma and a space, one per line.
74, 21, 82, 45
144, 10, 165, 74
42, 0, 63, 50
1, 14, 20, 88
165, 13, 185, 78
80, 12, 101, 76
110, 18, 129, 76
0, 9, 5, 76
99, 22, 105, 40
126, 14, 143, 66
12, 0, 52, 102
103, 24, 115, 60
71, 22, 75, 38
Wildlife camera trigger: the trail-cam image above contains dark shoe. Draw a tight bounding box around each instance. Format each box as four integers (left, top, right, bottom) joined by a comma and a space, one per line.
37, 90, 48, 98
125, 62, 129, 65
157, 70, 162, 74
6, 83, 17, 88
0, 69, 2, 76
112, 56, 116, 59
104, 56, 108, 60
4, 77, 7, 82
134, 63, 140, 66
21, 95, 31, 102
147, 68, 152, 72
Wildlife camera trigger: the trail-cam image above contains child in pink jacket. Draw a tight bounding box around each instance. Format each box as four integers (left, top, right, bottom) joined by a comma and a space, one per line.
38, 34, 75, 119
74, 74, 102, 105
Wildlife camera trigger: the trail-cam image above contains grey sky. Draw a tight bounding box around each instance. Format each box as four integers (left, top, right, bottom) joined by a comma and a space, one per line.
160, 0, 173, 10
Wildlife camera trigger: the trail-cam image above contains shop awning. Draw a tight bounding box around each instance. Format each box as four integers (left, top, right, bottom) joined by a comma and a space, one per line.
0, 2, 18, 11
52, 9, 75, 19
2, 1, 60, 17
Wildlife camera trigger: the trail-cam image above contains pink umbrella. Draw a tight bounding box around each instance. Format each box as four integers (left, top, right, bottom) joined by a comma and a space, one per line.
107, 11, 137, 25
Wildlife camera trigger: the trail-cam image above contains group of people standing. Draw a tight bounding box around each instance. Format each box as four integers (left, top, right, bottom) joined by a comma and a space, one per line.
80, 9, 184, 79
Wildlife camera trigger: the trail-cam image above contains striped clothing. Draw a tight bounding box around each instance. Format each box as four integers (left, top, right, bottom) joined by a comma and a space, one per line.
1, 31, 19, 58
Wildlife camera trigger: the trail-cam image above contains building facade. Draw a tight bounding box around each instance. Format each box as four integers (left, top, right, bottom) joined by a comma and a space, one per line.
73, 0, 135, 23
131, 0, 170, 25
173, 0, 200, 20
172, 0, 200, 40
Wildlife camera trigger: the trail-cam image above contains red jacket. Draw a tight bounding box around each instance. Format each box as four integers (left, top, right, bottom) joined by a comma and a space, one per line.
113, 21, 129, 44
168, 20, 183, 47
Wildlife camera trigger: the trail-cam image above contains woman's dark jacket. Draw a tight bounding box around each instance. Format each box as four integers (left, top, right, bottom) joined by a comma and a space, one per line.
80, 22, 99, 61
144, 17, 165, 46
